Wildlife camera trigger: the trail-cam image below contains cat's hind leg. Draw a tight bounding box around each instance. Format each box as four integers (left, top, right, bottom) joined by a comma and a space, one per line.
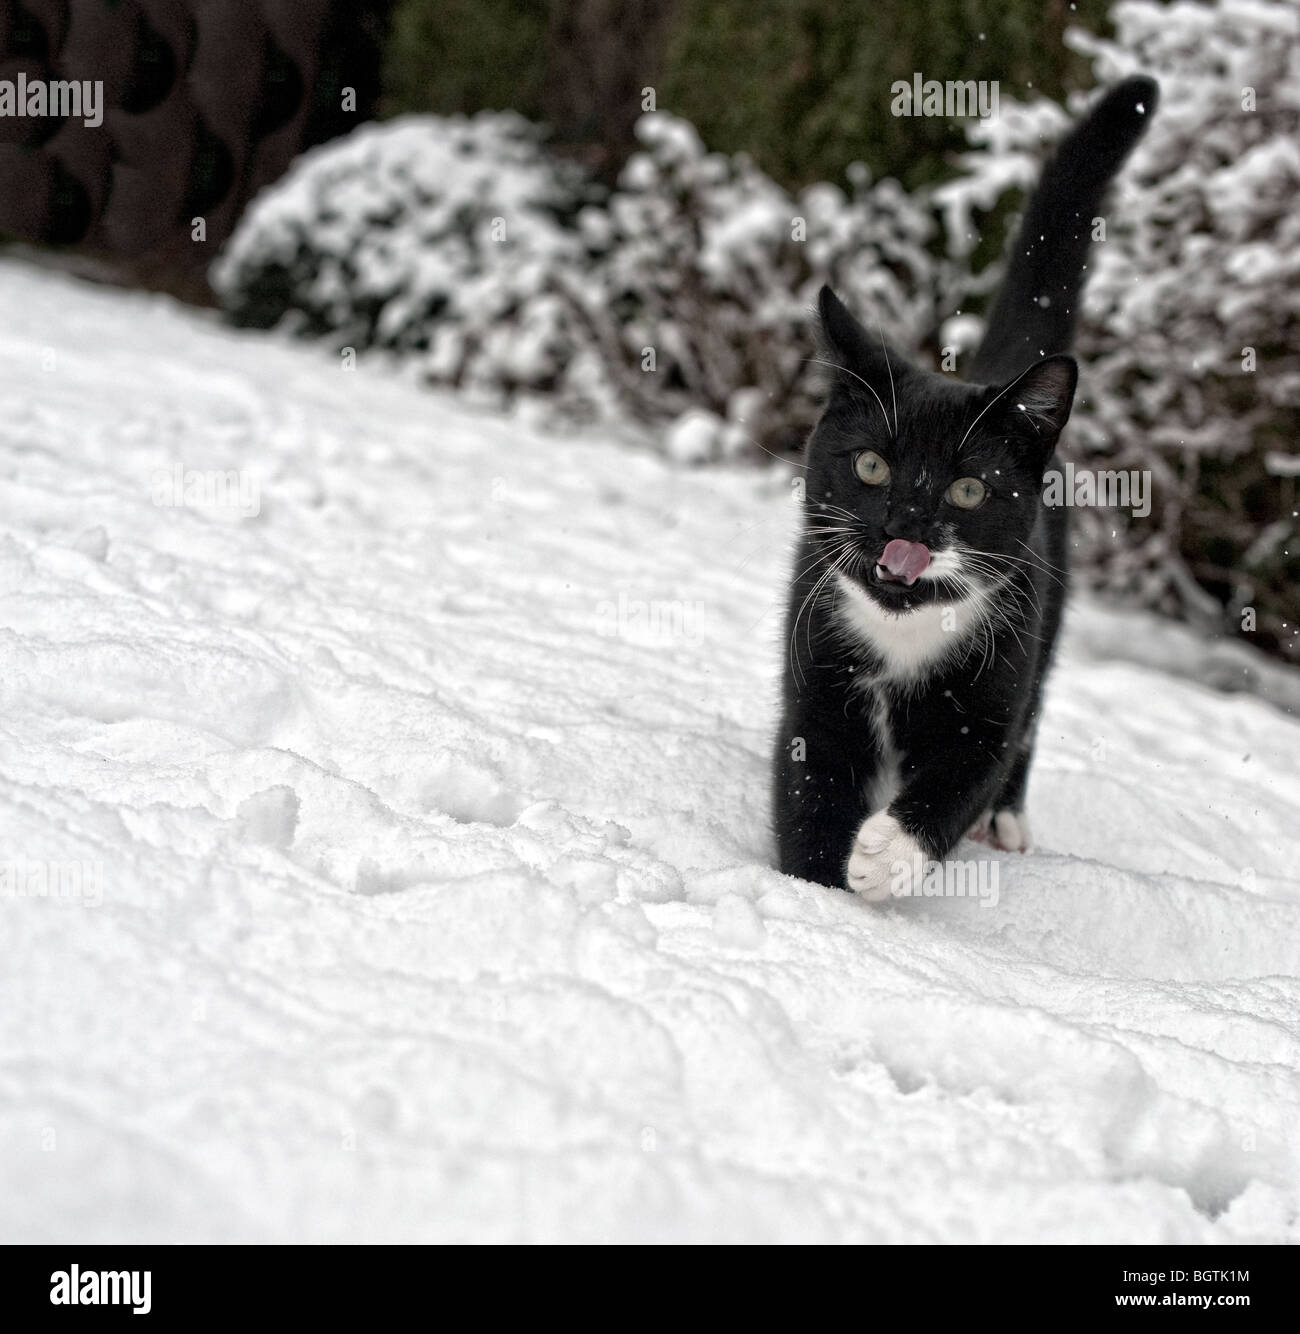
967, 722, 1037, 852
968, 532, 1065, 854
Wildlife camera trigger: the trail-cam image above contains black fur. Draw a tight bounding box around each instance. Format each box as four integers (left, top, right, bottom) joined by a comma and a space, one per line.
773, 76, 1158, 889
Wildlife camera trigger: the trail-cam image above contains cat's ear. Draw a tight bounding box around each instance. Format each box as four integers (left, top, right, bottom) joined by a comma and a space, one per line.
994, 355, 1078, 441
817, 285, 872, 365
816, 285, 909, 409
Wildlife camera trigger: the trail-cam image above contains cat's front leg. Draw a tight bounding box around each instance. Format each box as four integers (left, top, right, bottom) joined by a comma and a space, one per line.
845, 720, 1013, 899
772, 702, 884, 890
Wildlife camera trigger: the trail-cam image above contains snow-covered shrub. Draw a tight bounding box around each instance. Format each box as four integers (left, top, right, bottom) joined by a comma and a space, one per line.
942, 0, 1300, 663
212, 114, 610, 409
214, 109, 941, 456
583, 114, 939, 454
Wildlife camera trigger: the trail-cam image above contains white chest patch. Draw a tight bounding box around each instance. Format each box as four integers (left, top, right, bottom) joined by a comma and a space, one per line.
834, 572, 987, 685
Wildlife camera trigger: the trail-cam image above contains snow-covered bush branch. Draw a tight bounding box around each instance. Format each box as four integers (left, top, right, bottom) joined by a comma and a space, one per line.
212, 114, 611, 410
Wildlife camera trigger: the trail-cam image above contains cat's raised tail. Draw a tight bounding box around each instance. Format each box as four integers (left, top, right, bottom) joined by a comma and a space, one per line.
968, 75, 1158, 385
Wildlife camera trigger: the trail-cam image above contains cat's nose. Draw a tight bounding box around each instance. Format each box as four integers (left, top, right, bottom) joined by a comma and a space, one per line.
884, 515, 927, 542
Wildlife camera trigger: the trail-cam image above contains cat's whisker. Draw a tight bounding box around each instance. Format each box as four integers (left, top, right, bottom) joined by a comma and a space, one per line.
963, 544, 1065, 585
805, 562, 843, 662
938, 561, 1043, 665
960, 557, 1044, 620
970, 572, 1041, 634
1014, 538, 1070, 582
960, 542, 1068, 596
801, 357, 895, 438
877, 324, 899, 437
789, 537, 855, 686
795, 534, 856, 576
977, 617, 996, 680
726, 510, 817, 577
733, 429, 811, 470
994, 552, 1066, 593
983, 587, 1046, 646
954, 359, 1049, 454
957, 547, 1060, 623
807, 500, 870, 525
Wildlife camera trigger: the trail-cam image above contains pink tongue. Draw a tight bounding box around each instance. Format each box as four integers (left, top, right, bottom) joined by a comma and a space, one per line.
879, 539, 931, 585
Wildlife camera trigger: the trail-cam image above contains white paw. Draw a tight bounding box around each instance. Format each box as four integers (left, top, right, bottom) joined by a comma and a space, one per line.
994, 809, 1032, 852
969, 808, 1032, 852
846, 812, 923, 901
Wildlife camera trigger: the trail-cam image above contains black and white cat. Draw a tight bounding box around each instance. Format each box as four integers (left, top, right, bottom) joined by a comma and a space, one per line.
773, 76, 1158, 895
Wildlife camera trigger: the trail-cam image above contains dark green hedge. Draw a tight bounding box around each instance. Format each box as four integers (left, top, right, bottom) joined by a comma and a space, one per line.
383, 0, 1111, 190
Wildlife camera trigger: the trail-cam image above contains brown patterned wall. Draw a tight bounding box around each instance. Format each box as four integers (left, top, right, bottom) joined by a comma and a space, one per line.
0, 0, 391, 299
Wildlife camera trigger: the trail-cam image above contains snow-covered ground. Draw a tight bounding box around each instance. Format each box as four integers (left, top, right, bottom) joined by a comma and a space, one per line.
1, 259, 1296, 1244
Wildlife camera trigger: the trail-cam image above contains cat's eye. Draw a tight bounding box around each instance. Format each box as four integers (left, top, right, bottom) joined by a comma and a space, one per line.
853, 451, 890, 486
947, 477, 987, 509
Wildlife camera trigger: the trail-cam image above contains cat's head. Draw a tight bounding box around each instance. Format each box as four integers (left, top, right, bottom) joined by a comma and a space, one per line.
805, 285, 1076, 614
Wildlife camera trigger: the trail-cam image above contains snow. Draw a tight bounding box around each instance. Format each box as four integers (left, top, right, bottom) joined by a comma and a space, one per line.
664, 408, 722, 464
1, 260, 1297, 1243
